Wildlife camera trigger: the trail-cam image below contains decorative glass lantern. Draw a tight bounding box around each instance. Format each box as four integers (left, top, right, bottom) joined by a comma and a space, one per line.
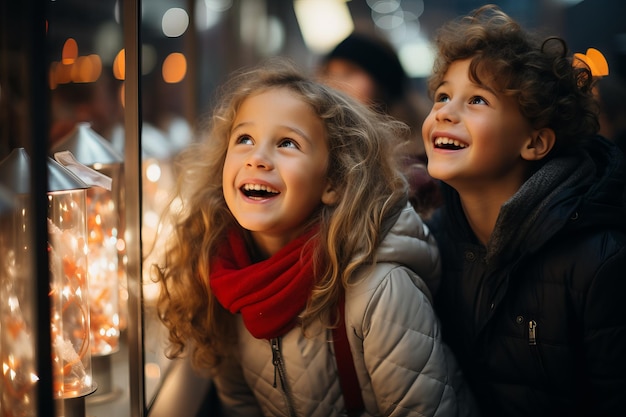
0, 183, 39, 417
0, 148, 95, 417
51, 122, 125, 401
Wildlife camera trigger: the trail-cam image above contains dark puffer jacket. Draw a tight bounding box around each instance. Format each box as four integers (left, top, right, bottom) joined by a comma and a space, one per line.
427, 136, 626, 417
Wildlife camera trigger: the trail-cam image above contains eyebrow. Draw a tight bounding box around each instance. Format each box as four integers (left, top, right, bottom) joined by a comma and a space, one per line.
436, 78, 497, 96
230, 121, 250, 135
435, 80, 448, 91
474, 81, 497, 96
230, 121, 315, 145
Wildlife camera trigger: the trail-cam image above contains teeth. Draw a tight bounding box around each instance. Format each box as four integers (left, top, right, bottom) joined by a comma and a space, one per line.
242, 183, 279, 193
434, 137, 468, 148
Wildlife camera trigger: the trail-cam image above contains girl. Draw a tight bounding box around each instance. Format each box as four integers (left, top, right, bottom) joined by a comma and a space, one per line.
422, 5, 626, 417
155, 60, 478, 416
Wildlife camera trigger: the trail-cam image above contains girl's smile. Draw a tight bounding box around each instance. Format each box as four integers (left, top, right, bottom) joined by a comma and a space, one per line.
240, 182, 280, 200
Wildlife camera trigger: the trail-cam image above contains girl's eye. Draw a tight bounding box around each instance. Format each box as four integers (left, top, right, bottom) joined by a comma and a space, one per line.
235, 134, 253, 145
469, 96, 488, 105
278, 138, 298, 149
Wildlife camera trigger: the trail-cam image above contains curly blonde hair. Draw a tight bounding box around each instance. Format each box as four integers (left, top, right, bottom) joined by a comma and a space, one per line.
428, 4, 599, 156
155, 59, 410, 369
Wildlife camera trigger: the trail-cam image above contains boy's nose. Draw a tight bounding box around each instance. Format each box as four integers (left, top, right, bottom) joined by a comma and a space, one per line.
435, 102, 460, 123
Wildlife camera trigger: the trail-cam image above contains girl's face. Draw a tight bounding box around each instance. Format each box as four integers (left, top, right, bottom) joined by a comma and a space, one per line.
223, 87, 336, 257
422, 58, 535, 196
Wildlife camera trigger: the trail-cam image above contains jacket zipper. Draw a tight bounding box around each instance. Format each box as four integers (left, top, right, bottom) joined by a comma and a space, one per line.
528, 320, 537, 345
270, 337, 297, 417
528, 319, 550, 383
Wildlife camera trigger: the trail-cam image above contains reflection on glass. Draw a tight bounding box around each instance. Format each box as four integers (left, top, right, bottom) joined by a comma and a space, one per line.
142, 152, 177, 402
51, 123, 125, 359
51, 123, 128, 404
48, 188, 94, 399
0, 149, 96, 417
0, 184, 37, 416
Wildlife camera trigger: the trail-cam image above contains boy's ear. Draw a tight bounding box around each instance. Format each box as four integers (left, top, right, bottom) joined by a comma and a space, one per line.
522, 128, 555, 161
321, 182, 338, 206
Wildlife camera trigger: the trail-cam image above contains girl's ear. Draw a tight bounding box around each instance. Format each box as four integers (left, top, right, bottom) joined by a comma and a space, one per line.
321, 182, 338, 205
522, 128, 556, 161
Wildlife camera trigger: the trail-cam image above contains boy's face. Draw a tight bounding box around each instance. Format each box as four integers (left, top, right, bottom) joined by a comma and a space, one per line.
222, 87, 336, 256
422, 59, 535, 194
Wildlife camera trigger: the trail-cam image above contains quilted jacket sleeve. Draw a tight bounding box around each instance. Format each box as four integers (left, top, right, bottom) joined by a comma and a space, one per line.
211, 356, 264, 417
346, 264, 479, 417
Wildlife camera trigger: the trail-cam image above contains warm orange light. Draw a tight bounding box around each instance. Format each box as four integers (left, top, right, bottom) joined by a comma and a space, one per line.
162, 52, 186, 83
89, 54, 103, 81
71, 57, 87, 83
120, 83, 125, 109
71, 55, 101, 83
113, 49, 125, 80
55, 62, 73, 85
78, 54, 102, 83
49, 62, 58, 89
573, 48, 609, 77
62, 38, 79, 65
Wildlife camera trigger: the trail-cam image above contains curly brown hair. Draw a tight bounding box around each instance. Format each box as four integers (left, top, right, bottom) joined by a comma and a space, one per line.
153, 58, 410, 370
427, 4, 599, 156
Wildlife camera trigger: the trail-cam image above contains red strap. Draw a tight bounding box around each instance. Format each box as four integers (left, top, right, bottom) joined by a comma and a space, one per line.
332, 292, 364, 417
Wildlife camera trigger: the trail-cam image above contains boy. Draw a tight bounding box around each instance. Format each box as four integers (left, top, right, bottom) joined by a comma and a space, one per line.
423, 5, 626, 417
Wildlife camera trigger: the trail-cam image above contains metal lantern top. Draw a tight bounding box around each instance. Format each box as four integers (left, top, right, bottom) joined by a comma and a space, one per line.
51, 122, 123, 165
0, 148, 89, 194
0, 184, 14, 214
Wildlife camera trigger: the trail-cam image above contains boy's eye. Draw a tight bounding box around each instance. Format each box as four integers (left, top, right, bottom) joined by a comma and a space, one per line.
469, 96, 487, 105
435, 92, 450, 103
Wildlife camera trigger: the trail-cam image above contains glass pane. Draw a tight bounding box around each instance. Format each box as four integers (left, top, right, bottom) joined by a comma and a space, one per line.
45, 1, 131, 415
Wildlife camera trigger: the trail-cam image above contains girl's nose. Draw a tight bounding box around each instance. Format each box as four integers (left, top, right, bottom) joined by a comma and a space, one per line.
246, 146, 274, 170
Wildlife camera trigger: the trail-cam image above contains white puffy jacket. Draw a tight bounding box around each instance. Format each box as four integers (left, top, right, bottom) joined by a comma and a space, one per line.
212, 204, 479, 417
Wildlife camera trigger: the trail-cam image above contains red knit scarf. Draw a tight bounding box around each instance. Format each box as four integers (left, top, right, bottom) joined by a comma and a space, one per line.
209, 228, 318, 339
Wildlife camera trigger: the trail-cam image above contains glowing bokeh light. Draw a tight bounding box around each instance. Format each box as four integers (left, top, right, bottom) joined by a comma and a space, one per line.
162, 53, 187, 84
162, 8, 189, 38
62, 38, 79, 65
113, 49, 125, 80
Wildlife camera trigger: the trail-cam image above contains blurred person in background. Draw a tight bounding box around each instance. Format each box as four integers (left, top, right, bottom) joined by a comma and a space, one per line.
595, 74, 626, 155
317, 32, 441, 218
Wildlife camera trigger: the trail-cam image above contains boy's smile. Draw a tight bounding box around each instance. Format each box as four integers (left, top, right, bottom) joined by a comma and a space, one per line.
433, 136, 468, 150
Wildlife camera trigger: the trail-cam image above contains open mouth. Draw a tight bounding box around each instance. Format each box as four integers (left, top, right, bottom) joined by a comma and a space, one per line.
241, 183, 280, 199
434, 137, 468, 150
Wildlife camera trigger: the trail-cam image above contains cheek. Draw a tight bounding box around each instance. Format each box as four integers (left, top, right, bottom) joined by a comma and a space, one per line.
221, 159, 232, 187
291, 166, 328, 200
221, 174, 234, 206
222, 156, 238, 194
421, 113, 434, 145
